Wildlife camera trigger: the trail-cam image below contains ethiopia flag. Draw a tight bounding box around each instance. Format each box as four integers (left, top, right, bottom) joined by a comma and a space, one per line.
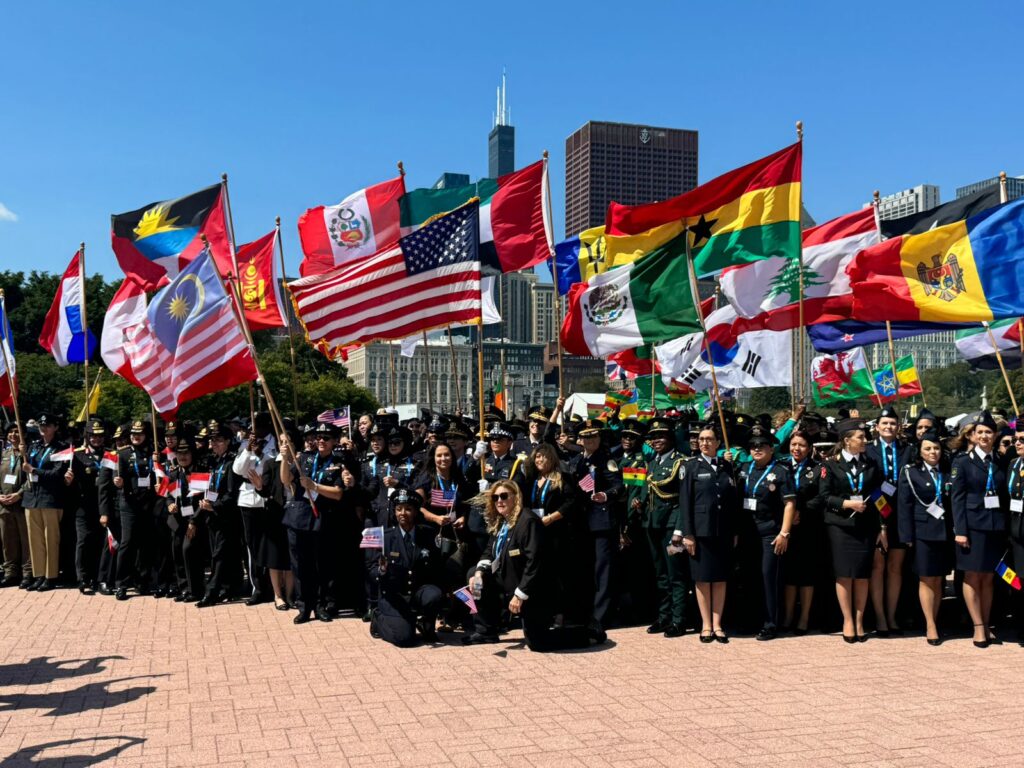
111, 183, 230, 291
849, 197, 1024, 323
606, 142, 802, 277
400, 159, 550, 274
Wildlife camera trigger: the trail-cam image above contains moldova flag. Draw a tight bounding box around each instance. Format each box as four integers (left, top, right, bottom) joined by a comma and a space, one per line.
996, 558, 1022, 590
868, 488, 893, 519
111, 183, 231, 291
849, 197, 1024, 323
38, 250, 98, 366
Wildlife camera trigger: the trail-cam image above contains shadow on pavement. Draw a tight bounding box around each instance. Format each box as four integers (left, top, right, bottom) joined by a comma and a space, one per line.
0, 656, 127, 687
0, 675, 168, 717
0, 736, 145, 767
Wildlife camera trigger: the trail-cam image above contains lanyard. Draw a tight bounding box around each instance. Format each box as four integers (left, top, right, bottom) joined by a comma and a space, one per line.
845, 463, 864, 495
30, 445, 53, 468
983, 455, 995, 495
532, 477, 551, 507
212, 462, 226, 491
312, 454, 330, 483
9, 454, 16, 473
792, 459, 806, 490
436, 473, 456, 501
746, 461, 776, 497
879, 440, 898, 482
929, 466, 942, 498
1009, 458, 1023, 497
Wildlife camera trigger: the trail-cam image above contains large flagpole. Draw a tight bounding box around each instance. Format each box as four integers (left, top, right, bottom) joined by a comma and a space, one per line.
0, 291, 24, 450
447, 326, 463, 412
795, 121, 805, 403
542, 150, 564, 401
984, 322, 1020, 418
79, 242, 91, 422
275, 217, 301, 419
860, 347, 884, 405
909, 352, 928, 409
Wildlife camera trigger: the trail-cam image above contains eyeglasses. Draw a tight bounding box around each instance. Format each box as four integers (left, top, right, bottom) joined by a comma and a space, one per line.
493, 492, 511, 501
1014, 437, 1024, 444
316, 436, 333, 442
697, 436, 716, 442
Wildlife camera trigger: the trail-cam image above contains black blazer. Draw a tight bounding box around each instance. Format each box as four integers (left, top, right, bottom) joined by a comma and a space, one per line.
897, 463, 952, 543
865, 439, 914, 488
817, 453, 882, 532
482, 511, 546, 600
517, 472, 578, 534
675, 455, 737, 539
568, 448, 624, 532
951, 450, 1007, 536
371, 525, 443, 600
788, 456, 823, 527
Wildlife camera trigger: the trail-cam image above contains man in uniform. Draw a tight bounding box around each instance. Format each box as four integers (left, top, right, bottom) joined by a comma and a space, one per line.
0, 422, 32, 588
513, 404, 561, 456
368, 488, 444, 647
65, 418, 114, 594
22, 413, 67, 591
569, 418, 624, 635
112, 420, 158, 600
195, 423, 242, 607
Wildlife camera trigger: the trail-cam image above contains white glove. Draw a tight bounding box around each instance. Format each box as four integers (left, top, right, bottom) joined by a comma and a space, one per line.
473, 440, 488, 459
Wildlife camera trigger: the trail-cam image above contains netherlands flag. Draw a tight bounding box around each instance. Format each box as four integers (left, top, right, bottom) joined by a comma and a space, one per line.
38, 251, 97, 367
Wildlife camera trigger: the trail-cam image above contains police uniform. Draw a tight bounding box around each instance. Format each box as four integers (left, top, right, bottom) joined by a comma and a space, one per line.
951, 416, 1008, 573
642, 420, 689, 635
113, 421, 158, 598
0, 432, 31, 587
194, 425, 241, 606
67, 419, 114, 592
369, 489, 445, 647
512, 406, 557, 456
22, 414, 68, 589
783, 453, 824, 588
174, 444, 209, 601
897, 458, 953, 577
865, 427, 914, 548
674, 449, 737, 584
465, 423, 526, 558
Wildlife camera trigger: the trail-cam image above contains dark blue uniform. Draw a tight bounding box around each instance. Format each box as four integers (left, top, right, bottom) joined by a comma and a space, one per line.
784, 457, 824, 587
674, 455, 737, 583
865, 439, 914, 547
114, 446, 158, 593
897, 462, 953, 577
738, 460, 794, 629
818, 453, 883, 579
951, 448, 1008, 572
369, 525, 444, 647
570, 447, 623, 629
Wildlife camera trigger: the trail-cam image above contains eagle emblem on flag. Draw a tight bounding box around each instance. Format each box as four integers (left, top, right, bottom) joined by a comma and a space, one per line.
583, 284, 628, 326
917, 252, 965, 302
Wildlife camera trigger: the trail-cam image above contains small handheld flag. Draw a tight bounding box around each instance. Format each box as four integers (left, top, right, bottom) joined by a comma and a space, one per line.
996, 558, 1022, 590
452, 586, 478, 614
868, 488, 893, 519
578, 472, 596, 493
101, 450, 119, 471
51, 447, 75, 463
622, 467, 647, 487
317, 406, 351, 429
106, 528, 119, 553
360, 526, 384, 550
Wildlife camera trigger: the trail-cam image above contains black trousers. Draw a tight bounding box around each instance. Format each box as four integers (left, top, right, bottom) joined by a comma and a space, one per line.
97, 515, 120, 587
760, 534, 783, 628
153, 514, 177, 591
181, 521, 209, 597
205, 510, 241, 597
239, 506, 269, 597
591, 529, 617, 629
374, 586, 444, 647
115, 508, 153, 590
166, 516, 188, 592
288, 528, 327, 614
74, 512, 101, 584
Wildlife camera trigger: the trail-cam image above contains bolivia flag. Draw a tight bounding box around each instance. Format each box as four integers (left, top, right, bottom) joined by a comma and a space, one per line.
38, 251, 98, 367
607, 142, 802, 278
400, 159, 550, 274
622, 466, 647, 486
870, 356, 922, 405
849, 197, 1024, 322
298, 176, 406, 277
996, 559, 1022, 590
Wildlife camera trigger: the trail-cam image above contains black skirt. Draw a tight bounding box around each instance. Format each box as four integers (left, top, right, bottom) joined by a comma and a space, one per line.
912, 539, 953, 578
689, 535, 732, 583
827, 525, 875, 579
257, 511, 291, 571
784, 522, 825, 586
955, 528, 1005, 573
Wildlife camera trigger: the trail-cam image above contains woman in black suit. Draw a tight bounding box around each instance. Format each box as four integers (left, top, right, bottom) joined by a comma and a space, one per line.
897, 430, 953, 645
951, 411, 1007, 647
817, 418, 884, 643
782, 429, 824, 635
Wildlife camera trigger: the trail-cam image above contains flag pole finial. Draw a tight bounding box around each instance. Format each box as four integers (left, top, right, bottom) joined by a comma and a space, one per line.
80, 241, 85, 252
221, 172, 228, 183
397, 161, 405, 177
873, 190, 880, 203
795, 121, 803, 141
542, 149, 549, 160
275, 216, 281, 227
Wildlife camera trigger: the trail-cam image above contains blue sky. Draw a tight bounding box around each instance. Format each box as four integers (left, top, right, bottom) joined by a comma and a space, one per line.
1, 1, 1021, 280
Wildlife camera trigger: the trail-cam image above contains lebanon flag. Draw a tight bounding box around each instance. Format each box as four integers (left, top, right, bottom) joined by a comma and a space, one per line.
39, 251, 98, 366
719, 207, 879, 328
234, 229, 287, 330
101, 277, 147, 388
297, 176, 406, 276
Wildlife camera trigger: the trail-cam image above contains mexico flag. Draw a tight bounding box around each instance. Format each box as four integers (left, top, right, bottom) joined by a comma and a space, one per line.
297, 176, 406, 276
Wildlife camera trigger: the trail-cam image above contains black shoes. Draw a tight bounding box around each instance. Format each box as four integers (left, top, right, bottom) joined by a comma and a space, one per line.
756, 626, 777, 642
927, 638, 942, 647
314, 607, 333, 622
115, 588, 129, 601
195, 594, 221, 608
418, 620, 438, 643
663, 624, 686, 638
713, 630, 729, 644
36, 579, 56, 592
646, 619, 667, 634
699, 630, 715, 644
19, 578, 33, 590
294, 612, 312, 625
462, 632, 499, 645
25, 577, 44, 592
78, 581, 95, 595
0, 576, 20, 588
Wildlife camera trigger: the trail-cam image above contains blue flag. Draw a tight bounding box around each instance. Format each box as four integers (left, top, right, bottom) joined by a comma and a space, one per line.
147, 249, 232, 354
807, 319, 976, 353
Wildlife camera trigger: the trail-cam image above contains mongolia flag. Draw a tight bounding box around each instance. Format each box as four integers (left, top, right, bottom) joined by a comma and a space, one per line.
0, 298, 16, 407
235, 229, 287, 331
100, 277, 147, 388
849, 197, 1024, 323
297, 175, 405, 277
111, 182, 231, 291
38, 251, 98, 366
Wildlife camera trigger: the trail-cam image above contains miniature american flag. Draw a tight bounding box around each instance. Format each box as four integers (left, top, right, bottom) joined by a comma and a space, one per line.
578, 471, 595, 493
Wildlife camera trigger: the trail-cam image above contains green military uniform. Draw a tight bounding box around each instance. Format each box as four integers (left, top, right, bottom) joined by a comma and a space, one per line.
0, 442, 31, 585
643, 419, 690, 634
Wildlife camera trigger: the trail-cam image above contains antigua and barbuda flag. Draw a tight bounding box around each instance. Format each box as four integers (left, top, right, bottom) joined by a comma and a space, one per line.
111, 182, 231, 291
38, 250, 98, 366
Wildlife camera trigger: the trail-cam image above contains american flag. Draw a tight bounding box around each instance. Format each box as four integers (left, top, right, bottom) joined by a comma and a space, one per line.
452, 586, 478, 614
360, 526, 384, 550
317, 406, 351, 429
430, 487, 456, 508
578, 471, 595, 493
288, 202, 481, 357
123, 252, 256, 415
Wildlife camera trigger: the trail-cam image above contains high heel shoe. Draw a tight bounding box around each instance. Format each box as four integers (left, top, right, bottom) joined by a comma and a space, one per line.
699, 630, 714, 644
926, 638, 942, 646
843, 635, 857, 644
972, 623, 989, 648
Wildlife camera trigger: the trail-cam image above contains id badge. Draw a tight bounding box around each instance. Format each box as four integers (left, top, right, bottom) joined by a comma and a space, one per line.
3, 473, 16, 485
532, 507, 545, 518
137, 476, 150, 488
926, 502, 944, 519
205, 490, 219, 502
743, 498, 758, 511
180, 500, 194, 518
1011, 499, 1024, 513
30, 473, 39, 483
881, 481, 896, 497
984, 495, 1000, 509
849, 495, 863, 503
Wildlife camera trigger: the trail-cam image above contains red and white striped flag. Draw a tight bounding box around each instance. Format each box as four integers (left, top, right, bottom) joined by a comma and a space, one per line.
101, 450, 119, 471
289, 203, 481, 359
578, 472, 595, 493
430, 488, 455, 509
51, 447, 75, 463
106, 527, 119, 553
187, 472, 211, 492
317, 407, 350, 429
360, 526, 384, 550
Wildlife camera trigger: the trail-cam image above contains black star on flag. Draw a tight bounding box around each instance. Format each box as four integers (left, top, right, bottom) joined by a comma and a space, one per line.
689, 214, 718, 248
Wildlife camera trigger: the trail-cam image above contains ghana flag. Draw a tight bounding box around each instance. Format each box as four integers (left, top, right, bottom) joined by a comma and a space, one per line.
606, 142, 802, 277
849, 197, 1024, 322
622, 466, 647, 486
111, 183, 231, 291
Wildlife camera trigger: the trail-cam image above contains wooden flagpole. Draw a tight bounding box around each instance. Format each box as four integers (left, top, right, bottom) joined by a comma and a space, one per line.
422, 330, 434, 416
0, 291, 24, 450
79, 242, 91, 422
861, 348, 884, 405
388, 342, 397, 406
985, 322, 1020, 418
274, 217, 301, 419
909, 352, 928, 408
541, 150, 565, 400
795, 121, 805, 402
447, 326, 463, 412
476, 321, 486, 435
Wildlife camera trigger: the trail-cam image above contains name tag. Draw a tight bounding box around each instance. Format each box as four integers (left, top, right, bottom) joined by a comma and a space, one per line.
926, 502, 944, 519
30, 474, 39, 483
205, 490, 219, 502
881, 481, 896, 496
508, 548, 521, 557
137, 476, 150, 488
1011, 499, 1024, 513
3, 474, 16, 485
849, 495, 863, 503
743, 498, 758, 511
984, 495, 1000, 509
532, 508, 545, 518
180, 500, 194, 518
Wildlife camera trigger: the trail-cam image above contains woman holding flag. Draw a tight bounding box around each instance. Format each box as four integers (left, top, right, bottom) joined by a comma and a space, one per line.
172, 440, 207, 603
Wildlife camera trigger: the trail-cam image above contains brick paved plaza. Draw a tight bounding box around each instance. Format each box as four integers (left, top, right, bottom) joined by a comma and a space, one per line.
1, 589, 1022, 767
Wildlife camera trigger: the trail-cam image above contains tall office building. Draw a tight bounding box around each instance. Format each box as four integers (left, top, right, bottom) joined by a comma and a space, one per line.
875, 184, 941, 220
486, 271, 538, 343
956, 174, 1024, 202
488, 71, 515, 178
433, 172, 470, 190
564, 121, 698, 237
531, 281, 555, 345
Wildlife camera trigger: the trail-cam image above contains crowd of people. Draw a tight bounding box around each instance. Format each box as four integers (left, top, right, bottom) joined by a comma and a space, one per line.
3, 397, 1024, 652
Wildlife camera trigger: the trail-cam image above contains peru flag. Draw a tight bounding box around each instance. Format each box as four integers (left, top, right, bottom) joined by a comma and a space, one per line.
39, 251, 98, 366
297, 176, 405, 276
100, 277, 147, 388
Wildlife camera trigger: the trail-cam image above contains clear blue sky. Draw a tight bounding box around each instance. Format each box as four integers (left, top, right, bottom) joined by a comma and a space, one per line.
2, 1, 1021, 280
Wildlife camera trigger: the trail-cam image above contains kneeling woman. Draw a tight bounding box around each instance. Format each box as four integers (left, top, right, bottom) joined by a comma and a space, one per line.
897, 430, 953, 645
463, 481, 596, 650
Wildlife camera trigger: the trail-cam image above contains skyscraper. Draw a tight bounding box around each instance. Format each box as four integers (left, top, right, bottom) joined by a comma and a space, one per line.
875, 184, 941, 220
564, 121, 698, 237
956, 174, 1024, 202
488, 71, 514, 178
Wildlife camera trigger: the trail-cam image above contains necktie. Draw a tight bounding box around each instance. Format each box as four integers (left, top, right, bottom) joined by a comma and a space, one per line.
404, 531, 414, 561
495, 522, 509, 560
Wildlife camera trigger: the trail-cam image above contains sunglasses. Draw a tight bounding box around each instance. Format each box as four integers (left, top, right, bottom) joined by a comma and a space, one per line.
1014, 437, 1024, 444
388, 439, 404, 445
493, 492, 511, 501
316, 436, 334, 441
